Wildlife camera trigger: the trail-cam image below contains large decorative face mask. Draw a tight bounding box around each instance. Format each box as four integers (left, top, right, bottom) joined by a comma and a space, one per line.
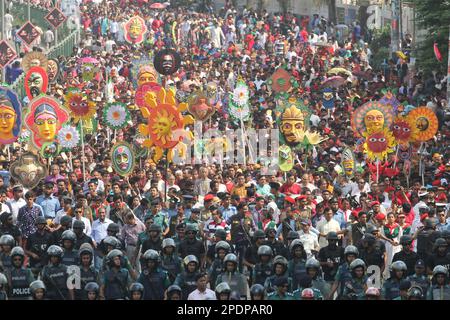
125, 16, 147, 44
268, 68, 296, 93
137, 66, 158, 87
154, 49, 181, 76
24, 95, 69, 148
392, 116, 412, 145
363, 128, 395, 161
352, 101, 394, 136
24, 66, 48, 100
111, 142, 135, 176
0, 87, 22, 145
406, 107, 439, 142
81, 62, 99, 82
341, 148, 356, 178
10, 152, 47, 189
21, 51, 48, 73
322, 88, 334, 109
280, 105, 307, 144
47, 59, 59, 83
64, 90, 96, 122
187, 90, 216, 121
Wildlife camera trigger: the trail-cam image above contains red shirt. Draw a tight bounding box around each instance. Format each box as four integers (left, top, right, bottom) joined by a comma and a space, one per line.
279, 183, 302, 195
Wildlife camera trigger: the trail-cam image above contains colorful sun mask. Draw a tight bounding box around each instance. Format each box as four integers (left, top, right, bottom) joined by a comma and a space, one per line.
111, 142, 135, 177
0, 87, 22, 145
24, 95, 69, 148
352, 101, 394, 136
10, 152, 47, 189
21, 51, 48, 73
135, 82, 162, 109
341, 148, 356, 178
363, 128, 395, 161
124, 16, 147, 45
64, 90, 96, 121
406, 107, 438, 142
392, 116, 412, 144
24, 66, 48, 100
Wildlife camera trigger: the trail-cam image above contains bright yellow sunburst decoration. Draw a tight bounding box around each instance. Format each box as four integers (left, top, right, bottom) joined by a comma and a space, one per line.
362, 127, 396, 161
64, 90, 97, 122
406, 107, 438, 142
139, 87, 194, 163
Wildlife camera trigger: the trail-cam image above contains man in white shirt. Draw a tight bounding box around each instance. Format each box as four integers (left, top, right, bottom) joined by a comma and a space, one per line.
4, 10, 13, 40
187, 273, 216, 300
72, 206, 92, 236
6, 185, 26, 224
298, 219, 320, 259
316, 208, 341, 248
91, 207, 113, 244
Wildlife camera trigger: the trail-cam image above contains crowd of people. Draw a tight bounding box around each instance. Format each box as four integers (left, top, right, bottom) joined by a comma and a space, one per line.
0, 0, 449, 300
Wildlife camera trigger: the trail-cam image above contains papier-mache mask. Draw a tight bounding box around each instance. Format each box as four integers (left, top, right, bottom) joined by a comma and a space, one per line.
0, 86, 22, 145
24, 66, 48, 100
10, 152, 47, 189
111, 142, 135, 177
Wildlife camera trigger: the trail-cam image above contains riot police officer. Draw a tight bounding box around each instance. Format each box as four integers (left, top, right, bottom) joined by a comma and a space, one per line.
77, 243, 98, 300
215, 282, 231, 300
51, 215, 73, 246
25, 217, 53, 276
100, 236, 136, 280
288, 239, 307, 290
129, 282, 145, 300
174, 255, 201, 299
342, 258, 367, 300
0, 234, 15, 272
252, 245, 274, 286
382, 260, 407, 300
215, 253, 249, 299
41, 245, 74, 300
407, 259, 429, 296
426, 238, 450, 274
100, 249, 130, 300
392, 235, 418, 276
265, 227, 288, 258
0, 273, 6, 300
267, 276, 294, 300
178, 224, 205, 266
208, 240, 231, 290
30, 280, 46, 300
6, 246, 34, 300
206, 229, 233, 264
73, 220, 94, 250
329, 245, 359, 300
140, 224, 163, 256
160, 238, 182, 284
415, 218, 440, 261
407, 285, 424, 300
84, 282, 99, 300
318, 232, 344, 284
427, 265, 450, 300
61, 230, 79, 267
137, 249, 170, 300
166, 284, 182, 300
305, 257, 330, 298
243, 229, 266, 275
359, 234, 385, 273
250, 283, 265, 300
264, 255, 292, 294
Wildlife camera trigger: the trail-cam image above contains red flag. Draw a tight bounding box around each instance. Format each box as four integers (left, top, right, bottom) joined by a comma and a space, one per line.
434, 42, 443, 62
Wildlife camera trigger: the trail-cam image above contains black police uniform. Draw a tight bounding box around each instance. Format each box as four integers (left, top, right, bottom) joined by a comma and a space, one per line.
266, 240, 289, 258
426, 252, 450, 271
178, 239, 205, 262
174, 271, 199, 299
318, 245, 345, 282
208, 258, 224, 290
103, 268, 130, 300
0, 225, 21, 241
26, 230, 53, 270
74, 234, 95, 250
8, 267, 34, 300
252, 262, 273, 286
141, 237, 163, 255
61, 249, 79, 266
76, 266, 98, 300
359, 247, 384, 269
416, 228, 439, 261
161, 254, 183, 284
137, 267, 170, 300
41, 263, 70, 300
288, 259, 307, 290
0, 253, 12, 273
392, 250, 418, 276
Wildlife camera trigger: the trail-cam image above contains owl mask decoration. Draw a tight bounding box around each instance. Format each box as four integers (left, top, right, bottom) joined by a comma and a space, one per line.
10, 152, 47, 189
322, 88, 335, 109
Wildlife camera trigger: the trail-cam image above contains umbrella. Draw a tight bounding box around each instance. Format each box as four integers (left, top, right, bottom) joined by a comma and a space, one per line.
150, 2, 166, 9
78, 57, 99, 64
321, 76, 346, 88
328, 67, 352, 77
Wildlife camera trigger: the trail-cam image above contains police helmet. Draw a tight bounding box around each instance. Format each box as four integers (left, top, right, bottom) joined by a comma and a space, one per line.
60, 215, 73, 226
29, 280, 46, 294
223, 253, 238, 265
432, 265, 448, 277
61, 230, 77, 242
363, 233, 376, 245
366, 225, 378, 234
106, 249, 123, 264
183, 254, 199, 266
73, 220, 85, 230
84, 282, 99, 293
214, 229, 227, 240
407, 286, 423, 299
78, 243, 94, 257
391, 261, 407, 272
253, 229, 266, 240
273, 255, 288, 268
441, 229, 450, 240
326, 231, 339, 241
0, 234, 15, 247
35, 216, 47, 225
423, 218, 436, 229
162, 238, 176, 250
287, 231, 299, 240
305, 258, 321, 270
47, 245, 64, 258
289, 239, 304, 252
400, 235, 413, 246
167, 285, 182, 296
215, 282, 231, 295
229, 291, 241, 300
185, 224, 198, 233
148, 224, 162, 233
349, 258, 366, 271
434, 238, 447, 248
265, 226, 276, 236
301, 288, 315, 299
344, 245, 359, 256
129, 282, 144, 294
103, 236, 120, 248
257, 245, 273, 257
215, 241, 231, 253
250, 284, 265, 298
10, 246, 25, 259
142, 249, 161, 263
107, 223, 120, 233
0, 273, 6, 285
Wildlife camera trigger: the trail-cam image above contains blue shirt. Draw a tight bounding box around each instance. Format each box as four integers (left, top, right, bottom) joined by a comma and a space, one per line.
219, 205, 237, 221
333, 210, 347, 229
36, 195, 61, 219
